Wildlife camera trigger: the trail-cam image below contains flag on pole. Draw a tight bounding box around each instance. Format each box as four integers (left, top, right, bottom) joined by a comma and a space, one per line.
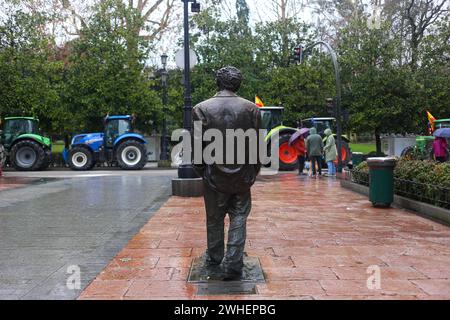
255, 96, 264, 107
427, 111, 436, 133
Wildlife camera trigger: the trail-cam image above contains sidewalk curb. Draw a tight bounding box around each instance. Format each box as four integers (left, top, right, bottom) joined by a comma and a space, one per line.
340, 179, 450, 226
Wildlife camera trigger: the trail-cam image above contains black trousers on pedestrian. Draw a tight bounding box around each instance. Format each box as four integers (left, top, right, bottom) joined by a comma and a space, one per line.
310, 155, 322, 176
298, 155, 305, 174
203, 182, 251, 274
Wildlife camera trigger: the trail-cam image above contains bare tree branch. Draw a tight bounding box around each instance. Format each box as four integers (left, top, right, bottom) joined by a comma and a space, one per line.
142, 0, 164, 21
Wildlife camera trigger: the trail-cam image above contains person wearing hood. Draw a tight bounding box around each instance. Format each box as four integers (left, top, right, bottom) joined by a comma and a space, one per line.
306, 127, 323, 177
324, 128, 337, 176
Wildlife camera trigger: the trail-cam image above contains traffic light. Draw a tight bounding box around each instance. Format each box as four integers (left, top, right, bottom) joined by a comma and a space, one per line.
293, 46, 303, 64
326, 98, 335, 117
191, 1, 200, 12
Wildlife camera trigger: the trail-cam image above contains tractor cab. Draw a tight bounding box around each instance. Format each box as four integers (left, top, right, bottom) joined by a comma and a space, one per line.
0, 117, 39, 148
258, 106, 300, 171
66, 114, 147, 171
259, 106, 284, 131
434, 119, 450, 129
104, 115, 133, 148
301, 117, 336, 137
0, 117, 51, 171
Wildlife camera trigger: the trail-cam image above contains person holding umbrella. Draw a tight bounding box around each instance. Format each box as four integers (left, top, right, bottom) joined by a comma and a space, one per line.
432, 128, 449, 162
432, 137, 448, 162
289, 128, 309, 175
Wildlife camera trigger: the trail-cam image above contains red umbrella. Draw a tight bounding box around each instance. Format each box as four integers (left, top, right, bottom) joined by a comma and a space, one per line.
289, 128, 310, 146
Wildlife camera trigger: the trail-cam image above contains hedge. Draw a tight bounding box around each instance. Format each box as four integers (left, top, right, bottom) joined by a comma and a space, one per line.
351, 159, 450, 209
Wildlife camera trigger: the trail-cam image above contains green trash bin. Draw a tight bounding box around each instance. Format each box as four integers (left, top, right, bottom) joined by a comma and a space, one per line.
367, 157, 396, 207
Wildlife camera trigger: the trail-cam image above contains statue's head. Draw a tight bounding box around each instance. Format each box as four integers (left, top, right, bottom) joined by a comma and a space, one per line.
216, 66, 242, 92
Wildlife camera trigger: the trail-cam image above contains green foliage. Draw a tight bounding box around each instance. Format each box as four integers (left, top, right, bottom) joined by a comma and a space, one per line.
395, 159, 450, 209
60, 0, 161, 134
394, 159, 450, 188
414, 17, 450, 122
0, 0, 448, 144
0, 1, 162, 137
0, 10, 62, 133
339, 16, 450, 142
351, 161, 369, 186
340, 20, 417, 135
352, 159, 450, 208
187, 6, 334, 127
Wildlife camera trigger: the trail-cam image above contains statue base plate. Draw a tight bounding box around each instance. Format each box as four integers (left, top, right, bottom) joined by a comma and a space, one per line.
187, 255, 265, 283
187, 255, 265, 295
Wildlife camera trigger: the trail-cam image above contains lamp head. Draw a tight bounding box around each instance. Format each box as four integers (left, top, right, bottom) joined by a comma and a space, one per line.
160, 54, 168, 67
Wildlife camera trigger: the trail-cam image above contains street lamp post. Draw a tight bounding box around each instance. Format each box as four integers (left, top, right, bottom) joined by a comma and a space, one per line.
178, 0, 200, 178
160, 54, 169, 161
296, 41, 344, 173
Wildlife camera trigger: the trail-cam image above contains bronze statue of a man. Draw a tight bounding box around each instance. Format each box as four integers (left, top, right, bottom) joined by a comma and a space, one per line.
192, 66, 261, 280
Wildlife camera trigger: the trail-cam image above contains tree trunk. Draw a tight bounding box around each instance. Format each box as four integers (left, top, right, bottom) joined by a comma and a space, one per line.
375, 130, 382, 156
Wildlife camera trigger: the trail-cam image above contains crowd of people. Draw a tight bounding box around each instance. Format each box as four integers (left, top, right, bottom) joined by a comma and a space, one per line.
293, 126, 338, 178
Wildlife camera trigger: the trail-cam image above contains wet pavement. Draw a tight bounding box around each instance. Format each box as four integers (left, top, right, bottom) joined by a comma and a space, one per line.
0, 170, 176, 299
79, 174, 450, 300
0, 176, 46, 192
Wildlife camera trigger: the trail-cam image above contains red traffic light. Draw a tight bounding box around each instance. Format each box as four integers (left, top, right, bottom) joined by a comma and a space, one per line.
293, 46, 303, 63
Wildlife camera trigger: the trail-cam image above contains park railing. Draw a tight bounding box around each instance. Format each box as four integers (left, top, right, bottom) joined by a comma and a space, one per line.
349, 169, 369, 186
348, 169, 450, 210
394, 178, 450, 209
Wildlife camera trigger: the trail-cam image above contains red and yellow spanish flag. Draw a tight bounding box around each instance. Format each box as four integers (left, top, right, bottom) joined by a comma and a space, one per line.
427, 110, 436, 132
255, 96, 264, 107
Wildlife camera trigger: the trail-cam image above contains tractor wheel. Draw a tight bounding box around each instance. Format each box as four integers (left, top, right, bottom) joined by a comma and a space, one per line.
328, 140, 351, 169
340, 141, 351, 165
36, 149, 51, 170
277, 134, 298, 171
68, 146, 94, 171
10, 140, 46, 171
38, 153, 51, 170
0, 144, 6, 168
401, 146, 415, 160
116, 140, 147, 170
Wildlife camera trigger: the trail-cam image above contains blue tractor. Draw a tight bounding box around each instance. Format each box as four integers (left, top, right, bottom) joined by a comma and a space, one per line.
64, 115, 147, 170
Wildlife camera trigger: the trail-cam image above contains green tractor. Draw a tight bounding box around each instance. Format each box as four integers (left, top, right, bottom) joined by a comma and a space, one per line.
261, 106, 351, 170
401, 118, 450, 160
0, 117, 52, 170
261, 106, 298, 171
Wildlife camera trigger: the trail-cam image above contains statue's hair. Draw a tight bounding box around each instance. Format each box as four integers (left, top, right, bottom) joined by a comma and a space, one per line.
216, 66, 242, 92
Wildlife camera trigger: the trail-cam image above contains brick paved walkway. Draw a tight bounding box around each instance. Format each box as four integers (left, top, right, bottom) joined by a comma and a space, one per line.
79, 174, 450, 300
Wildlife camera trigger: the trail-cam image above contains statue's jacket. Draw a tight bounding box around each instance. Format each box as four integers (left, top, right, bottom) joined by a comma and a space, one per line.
192, 90, 262, 194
